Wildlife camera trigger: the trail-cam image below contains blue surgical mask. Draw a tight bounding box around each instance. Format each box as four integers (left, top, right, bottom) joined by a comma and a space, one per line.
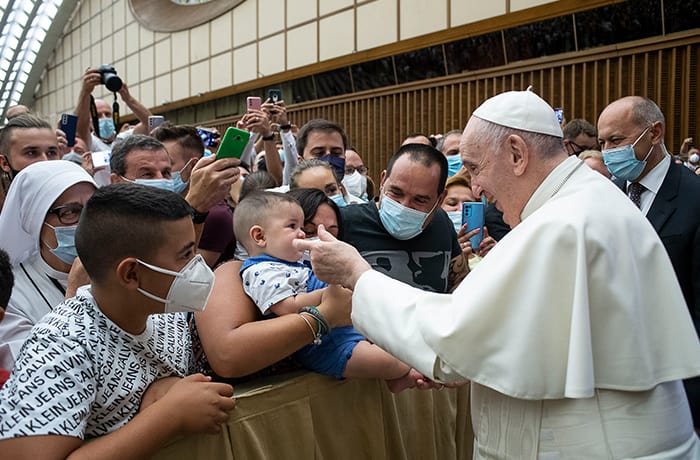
98, 117, 116, 139
378, 193, 439, 240
43, 223, 78, 265
319, 154, 346, 181
121, 162, 190, 194
602, 127, 653, 181
446, 210, 464, 233
329, 193, 347, 207
446, 155, 462, 177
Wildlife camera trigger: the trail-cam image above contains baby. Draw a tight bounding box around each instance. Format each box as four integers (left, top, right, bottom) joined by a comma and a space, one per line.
234, 191, 418, 392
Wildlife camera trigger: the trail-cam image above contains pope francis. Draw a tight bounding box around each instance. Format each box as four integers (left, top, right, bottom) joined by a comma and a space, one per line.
296, 89, 700, 459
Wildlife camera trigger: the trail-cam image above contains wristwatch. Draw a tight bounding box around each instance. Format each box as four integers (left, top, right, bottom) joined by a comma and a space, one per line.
191, 209, 209, 224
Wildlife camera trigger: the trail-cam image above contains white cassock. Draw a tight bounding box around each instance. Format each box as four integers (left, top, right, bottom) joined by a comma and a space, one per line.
351, 156, 700, 459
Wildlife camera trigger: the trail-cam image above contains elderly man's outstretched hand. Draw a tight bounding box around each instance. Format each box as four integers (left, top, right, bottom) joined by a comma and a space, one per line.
294, 225, 372, 290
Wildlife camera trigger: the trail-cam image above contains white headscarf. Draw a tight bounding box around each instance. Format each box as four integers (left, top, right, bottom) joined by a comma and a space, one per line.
0, 161, 96, 266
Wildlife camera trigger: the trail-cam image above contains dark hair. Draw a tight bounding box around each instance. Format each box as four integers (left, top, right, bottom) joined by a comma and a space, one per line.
233, 191, 301, 252
289, 159, 337, 190
152, 124, 205, 160
75, 183, 193, 283
296, 119, 348, 157
239, 170, 277, 202
109, 134, 167, 176
0, 248, 13, 309
562, 119, 597, 141
287, 188, 343, 240
0, 114, 53, 158
385, 143, 448, 195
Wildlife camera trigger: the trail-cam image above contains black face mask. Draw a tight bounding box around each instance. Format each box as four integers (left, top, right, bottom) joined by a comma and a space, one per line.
0, 155, 20, 180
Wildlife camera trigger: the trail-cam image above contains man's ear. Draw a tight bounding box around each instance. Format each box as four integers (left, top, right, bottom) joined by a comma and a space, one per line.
507, 134, 528, 177
649, 121, 665, 145
115, 258, 141, 290
110, 172, 121, 184
0, 155, 10, 173
379, 170, 387, 188
250, 225, 266, 248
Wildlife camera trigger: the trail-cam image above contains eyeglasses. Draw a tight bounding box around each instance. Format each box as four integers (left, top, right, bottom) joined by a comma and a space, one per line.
569, 141, 598, 155
47, 203, 83, 225
344, 165, 368, 175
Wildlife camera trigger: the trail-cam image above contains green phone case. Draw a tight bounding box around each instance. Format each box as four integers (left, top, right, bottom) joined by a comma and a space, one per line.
216, 127, 251, 160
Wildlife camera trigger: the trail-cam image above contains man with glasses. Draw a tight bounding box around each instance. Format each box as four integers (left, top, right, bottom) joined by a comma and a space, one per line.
598, 95, 700, 431
562, 118, 598, 156
342, 147, 370, 201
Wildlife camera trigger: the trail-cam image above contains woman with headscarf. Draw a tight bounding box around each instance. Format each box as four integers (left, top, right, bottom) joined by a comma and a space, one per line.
0, 161, 96, 370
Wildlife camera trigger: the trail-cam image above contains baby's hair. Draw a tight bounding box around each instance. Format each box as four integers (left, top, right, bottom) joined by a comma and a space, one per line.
233, 191, 301, 251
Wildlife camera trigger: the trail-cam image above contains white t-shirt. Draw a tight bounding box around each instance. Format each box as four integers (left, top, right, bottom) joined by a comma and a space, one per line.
0, 286, 193, 440
242, 259, 315, 315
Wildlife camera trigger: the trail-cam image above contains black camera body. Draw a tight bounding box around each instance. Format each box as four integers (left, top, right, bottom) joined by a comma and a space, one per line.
97, 64, 122, 92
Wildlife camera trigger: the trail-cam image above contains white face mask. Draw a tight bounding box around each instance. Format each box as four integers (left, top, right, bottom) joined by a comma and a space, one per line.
136, 254, 214, 313
342, 171, 367, 198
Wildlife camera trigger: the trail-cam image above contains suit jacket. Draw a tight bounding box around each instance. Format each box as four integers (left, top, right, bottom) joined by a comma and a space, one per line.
616, 162, 700, 334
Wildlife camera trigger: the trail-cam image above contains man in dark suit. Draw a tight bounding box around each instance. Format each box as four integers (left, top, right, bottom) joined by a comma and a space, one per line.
598, 95, 700, 429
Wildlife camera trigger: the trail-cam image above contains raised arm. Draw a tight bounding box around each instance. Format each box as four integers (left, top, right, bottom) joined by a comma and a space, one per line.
118, 83, 152, 135
74, 69, 102, 151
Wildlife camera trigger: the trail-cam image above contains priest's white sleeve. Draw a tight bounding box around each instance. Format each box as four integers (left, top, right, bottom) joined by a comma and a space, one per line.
351, 270, 467, 383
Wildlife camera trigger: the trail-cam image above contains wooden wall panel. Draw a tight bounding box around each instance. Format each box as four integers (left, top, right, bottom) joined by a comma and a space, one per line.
209, 33, 700, 184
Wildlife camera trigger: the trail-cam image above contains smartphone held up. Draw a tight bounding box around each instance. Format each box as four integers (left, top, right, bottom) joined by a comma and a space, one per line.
215, 127, 250, 160
246, 97, 262, 112
462, 201, 485, 249
59, 113, 78, 147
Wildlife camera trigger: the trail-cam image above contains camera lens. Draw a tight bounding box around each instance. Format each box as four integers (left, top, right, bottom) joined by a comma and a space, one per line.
103, 73, 122, 92
98, 65, 123, 92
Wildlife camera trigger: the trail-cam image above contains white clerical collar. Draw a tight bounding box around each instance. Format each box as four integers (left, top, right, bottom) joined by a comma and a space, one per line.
521, 155, 582, 221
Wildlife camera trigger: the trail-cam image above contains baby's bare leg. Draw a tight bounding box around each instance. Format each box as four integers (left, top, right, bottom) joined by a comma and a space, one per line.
342, 341, 418, 393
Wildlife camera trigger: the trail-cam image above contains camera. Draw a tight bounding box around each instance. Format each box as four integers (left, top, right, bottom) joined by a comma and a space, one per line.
97, 64, 122, 92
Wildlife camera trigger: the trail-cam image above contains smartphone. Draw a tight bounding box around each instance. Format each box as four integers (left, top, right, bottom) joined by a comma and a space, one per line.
148, 115, 165, 133
462, 202, 485, 249
216, 127, 251, 160
197, 127, 220, 147
268, 89, 282, 104
92, 150, 111, 169
59, 113, 78, 147
554, 108, 564, 124
246, 96, 262, 111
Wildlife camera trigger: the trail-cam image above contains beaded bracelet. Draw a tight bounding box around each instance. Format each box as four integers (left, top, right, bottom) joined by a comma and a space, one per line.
298, 313, 322, 345
298, 306, 330, 337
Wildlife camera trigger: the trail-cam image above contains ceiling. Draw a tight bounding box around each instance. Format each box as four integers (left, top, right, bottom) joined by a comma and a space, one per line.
0, 0, 78, 123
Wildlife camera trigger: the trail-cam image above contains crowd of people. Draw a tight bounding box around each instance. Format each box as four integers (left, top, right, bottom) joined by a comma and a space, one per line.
0, 66, 698, 459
